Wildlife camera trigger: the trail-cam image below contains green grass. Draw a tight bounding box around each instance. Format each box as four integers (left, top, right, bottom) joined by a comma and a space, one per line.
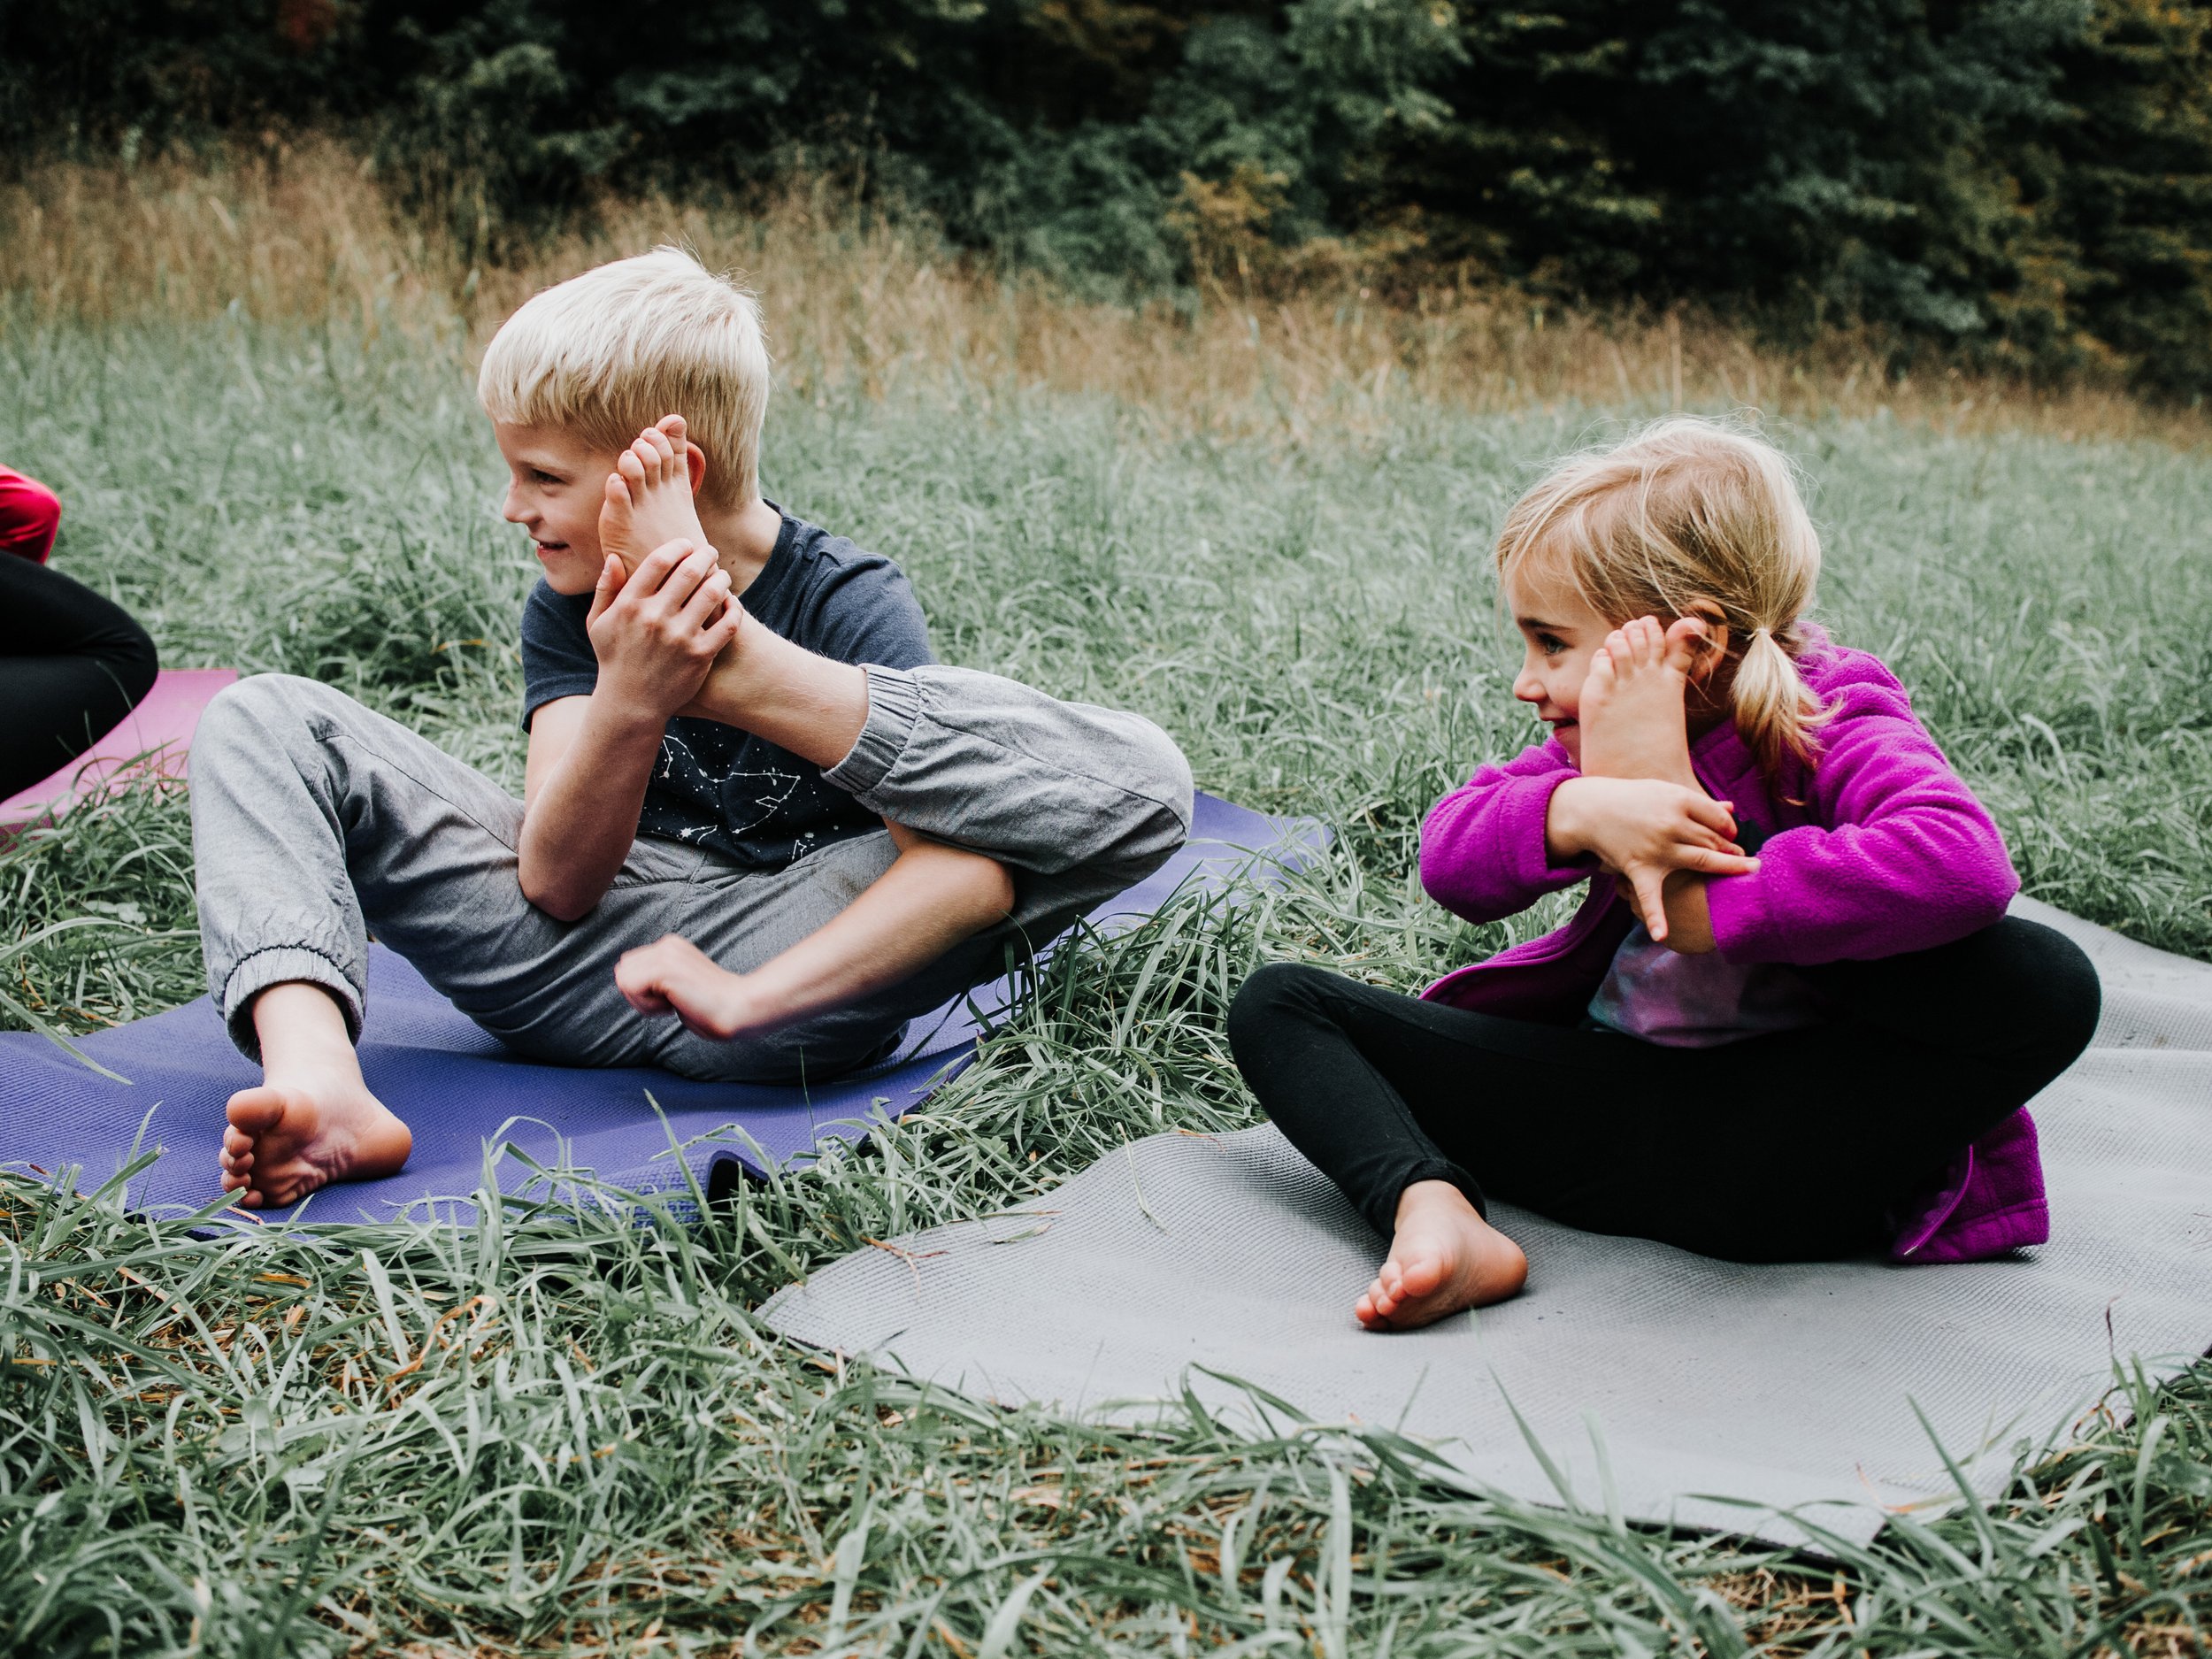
3, 311, 2209, 1655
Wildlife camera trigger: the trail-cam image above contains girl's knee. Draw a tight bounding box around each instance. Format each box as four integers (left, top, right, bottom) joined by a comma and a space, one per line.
1950, 916, 2101, 1081
2012, 921, 2101, 1067
1226, 960, 1338, 1056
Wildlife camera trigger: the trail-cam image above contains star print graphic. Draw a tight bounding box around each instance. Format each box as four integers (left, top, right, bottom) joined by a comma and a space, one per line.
656, 733, 803, 828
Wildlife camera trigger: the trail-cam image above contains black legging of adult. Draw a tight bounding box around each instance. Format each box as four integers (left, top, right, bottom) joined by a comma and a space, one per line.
1225, 916, 2101, 1263
0, 551, 159, 799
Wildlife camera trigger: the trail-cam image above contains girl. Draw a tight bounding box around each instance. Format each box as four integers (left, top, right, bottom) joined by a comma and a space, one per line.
1228, 418, 2100, 1331
0, 465, 159, 801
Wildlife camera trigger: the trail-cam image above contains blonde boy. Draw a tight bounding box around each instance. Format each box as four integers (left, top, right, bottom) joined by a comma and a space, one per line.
191, 248, 1193, 1208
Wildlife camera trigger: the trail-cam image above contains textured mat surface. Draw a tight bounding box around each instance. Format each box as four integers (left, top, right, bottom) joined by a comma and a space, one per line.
761, 897, 2212, 1548
0, 792, 1313, 1225
0, 668, 237, 826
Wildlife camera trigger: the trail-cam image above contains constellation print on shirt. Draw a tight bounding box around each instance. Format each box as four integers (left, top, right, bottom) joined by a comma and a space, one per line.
653, 729, 805, 848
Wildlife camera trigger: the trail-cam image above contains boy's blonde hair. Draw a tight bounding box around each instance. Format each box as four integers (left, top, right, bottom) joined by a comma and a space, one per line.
1496, 415, 1830, 778
477, 246, 772, 511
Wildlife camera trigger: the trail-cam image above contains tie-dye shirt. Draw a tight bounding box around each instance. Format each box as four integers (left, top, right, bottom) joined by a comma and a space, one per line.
1585, 920, 1826, 1047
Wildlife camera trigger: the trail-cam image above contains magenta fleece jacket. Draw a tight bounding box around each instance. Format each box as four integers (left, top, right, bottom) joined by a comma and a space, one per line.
1413, 624, 2040, 1262
1418, 623, 2018, 1001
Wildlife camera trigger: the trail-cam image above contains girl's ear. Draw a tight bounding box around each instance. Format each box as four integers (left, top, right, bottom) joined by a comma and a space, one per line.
1669, 607, 1731, 686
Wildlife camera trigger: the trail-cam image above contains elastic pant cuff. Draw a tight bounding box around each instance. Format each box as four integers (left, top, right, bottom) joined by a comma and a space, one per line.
822, 664, 925, 800
219, 946, 362, 1063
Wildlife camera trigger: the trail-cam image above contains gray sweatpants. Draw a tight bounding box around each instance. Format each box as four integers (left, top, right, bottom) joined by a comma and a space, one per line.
189, 666, 1193, 1082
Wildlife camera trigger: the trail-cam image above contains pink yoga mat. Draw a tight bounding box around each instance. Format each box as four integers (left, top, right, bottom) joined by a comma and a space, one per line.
0, 668, 238, 826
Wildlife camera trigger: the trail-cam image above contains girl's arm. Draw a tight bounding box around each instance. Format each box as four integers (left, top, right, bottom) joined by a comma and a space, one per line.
1418, 743, 1592, 923
1704, 694, 2016, 964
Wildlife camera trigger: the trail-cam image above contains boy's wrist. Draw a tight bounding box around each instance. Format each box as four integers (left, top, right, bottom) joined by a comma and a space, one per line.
582, 692, 672, 749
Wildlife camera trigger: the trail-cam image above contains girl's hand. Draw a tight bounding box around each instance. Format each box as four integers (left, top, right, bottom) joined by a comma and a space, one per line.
614, 933, 764, 1041
1546, 775, 1758, 942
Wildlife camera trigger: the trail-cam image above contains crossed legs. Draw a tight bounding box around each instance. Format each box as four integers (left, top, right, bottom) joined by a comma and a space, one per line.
1228, 916, 2100, 1329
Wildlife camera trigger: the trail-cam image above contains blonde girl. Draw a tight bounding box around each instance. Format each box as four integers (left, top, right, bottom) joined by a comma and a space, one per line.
1229, 418, 2100, 1329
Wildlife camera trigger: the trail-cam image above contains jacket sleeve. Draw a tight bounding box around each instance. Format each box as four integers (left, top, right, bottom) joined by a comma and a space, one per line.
1418, 741, 1592, 925
1704, 703, 2017, 964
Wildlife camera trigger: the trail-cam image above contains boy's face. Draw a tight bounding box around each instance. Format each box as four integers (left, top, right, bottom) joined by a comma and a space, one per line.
494, 421, 621, 595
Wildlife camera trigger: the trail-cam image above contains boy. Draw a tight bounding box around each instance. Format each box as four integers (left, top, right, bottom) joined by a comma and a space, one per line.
193, 247, 1193, 1209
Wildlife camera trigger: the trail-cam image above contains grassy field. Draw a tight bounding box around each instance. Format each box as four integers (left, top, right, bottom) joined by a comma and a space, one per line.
4, 163, 2212, 1655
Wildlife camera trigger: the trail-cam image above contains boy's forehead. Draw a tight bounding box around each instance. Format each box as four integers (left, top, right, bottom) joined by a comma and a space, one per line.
494, 420, 606, 467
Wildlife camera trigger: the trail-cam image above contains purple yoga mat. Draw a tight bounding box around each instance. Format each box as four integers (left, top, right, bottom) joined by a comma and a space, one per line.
0, 793, 1314, 1225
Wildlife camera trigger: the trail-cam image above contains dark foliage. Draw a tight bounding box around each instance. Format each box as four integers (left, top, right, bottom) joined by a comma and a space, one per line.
7, 0, 2212, 391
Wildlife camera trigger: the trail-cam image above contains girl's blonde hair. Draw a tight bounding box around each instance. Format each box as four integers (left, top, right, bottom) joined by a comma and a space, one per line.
1496, 416, 1829, 777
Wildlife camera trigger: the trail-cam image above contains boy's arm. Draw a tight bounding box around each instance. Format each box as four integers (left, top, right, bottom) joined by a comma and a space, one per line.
519, 542, 739, 920
613, 824, 1015, 1040
519, 693, 665, 920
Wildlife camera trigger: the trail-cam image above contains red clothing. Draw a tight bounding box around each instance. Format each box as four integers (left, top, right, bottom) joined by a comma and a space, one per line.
0, 467, 61, 564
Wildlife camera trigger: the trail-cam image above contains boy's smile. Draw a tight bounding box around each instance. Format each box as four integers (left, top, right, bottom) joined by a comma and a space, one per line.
494, 421, 625, 595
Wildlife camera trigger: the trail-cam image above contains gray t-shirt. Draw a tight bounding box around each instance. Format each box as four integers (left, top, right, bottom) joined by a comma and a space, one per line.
519, 508, 933, 872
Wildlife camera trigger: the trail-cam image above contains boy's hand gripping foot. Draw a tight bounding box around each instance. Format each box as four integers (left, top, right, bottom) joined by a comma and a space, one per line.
219, 982, 412, 1209
1356, 1179, 1528, 1330
600, 416, 712, 577
1576, 614, 1708, 789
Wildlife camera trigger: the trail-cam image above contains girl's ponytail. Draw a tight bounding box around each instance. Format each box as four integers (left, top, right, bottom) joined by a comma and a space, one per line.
1729, 622, 1825, 779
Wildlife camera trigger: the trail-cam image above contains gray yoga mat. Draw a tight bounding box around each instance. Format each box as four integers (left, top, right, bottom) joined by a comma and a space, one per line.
761, 897, 2212, 1548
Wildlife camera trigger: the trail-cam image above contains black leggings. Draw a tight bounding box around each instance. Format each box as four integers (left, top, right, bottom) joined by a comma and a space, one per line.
0, 552, 158, 799
1226, 916, 2101, 1262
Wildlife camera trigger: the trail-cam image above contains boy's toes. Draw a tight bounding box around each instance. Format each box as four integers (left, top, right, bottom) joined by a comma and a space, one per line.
633, 432, 673, 480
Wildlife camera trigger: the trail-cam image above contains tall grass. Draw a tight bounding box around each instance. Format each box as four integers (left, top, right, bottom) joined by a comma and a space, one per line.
6, 140, 2207, 449
2, 149, 2209, 1654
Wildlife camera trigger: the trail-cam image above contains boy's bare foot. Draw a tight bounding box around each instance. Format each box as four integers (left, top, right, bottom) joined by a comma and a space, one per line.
221, 1081, 413, 1209
600, 416, 710, 576
1356, 1179, 1528, 1330
1576, 614, 1706, 788
219, 980, 412, 1209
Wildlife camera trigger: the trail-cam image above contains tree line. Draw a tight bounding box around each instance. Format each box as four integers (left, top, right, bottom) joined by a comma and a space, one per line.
10, 0, 2212, 394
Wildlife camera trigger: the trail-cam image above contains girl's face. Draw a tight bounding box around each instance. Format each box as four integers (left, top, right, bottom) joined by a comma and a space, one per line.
1502, 569, 1617, 768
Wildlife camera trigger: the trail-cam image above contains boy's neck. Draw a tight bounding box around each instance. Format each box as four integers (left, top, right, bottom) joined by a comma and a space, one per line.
701, 495, 786, 596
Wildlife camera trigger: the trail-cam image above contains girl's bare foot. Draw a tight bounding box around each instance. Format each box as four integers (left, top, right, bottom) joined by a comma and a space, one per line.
219, 980, 412, 1209
1356, 1180, 1528, 1330
1576, 614, 1706, 787
599, 416, 710, 575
